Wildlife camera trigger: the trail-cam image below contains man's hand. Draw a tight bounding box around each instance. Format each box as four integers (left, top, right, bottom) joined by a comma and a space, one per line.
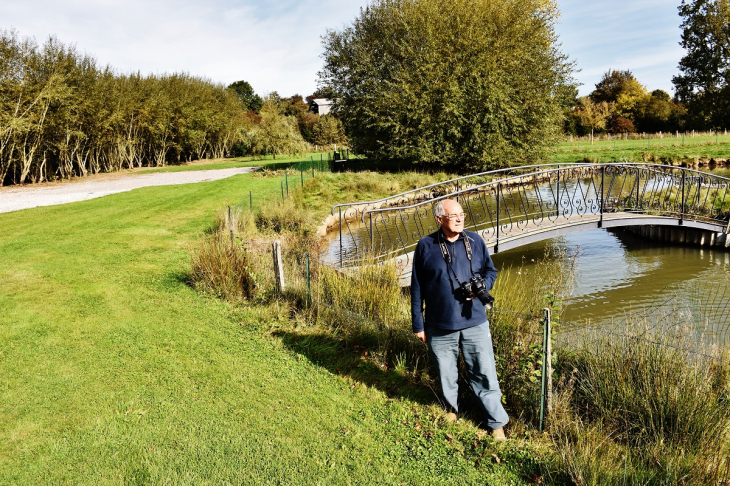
414, 331, 426, 344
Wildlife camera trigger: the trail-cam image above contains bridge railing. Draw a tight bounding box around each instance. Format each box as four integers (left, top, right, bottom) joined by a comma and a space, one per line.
329, 163, 730, 267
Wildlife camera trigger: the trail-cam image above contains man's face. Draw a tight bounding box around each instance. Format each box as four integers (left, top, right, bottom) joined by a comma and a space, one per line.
439, 200, 465, 236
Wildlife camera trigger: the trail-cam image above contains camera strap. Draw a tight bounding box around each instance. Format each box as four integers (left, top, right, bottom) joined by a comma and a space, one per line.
437, 231, 476, 285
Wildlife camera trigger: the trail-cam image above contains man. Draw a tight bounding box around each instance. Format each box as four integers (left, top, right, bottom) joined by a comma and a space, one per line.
410, 198, 508, 439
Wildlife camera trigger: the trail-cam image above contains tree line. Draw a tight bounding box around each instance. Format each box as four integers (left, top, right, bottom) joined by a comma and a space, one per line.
565, 70, 687, 139
564, 0, 729, 140
0, 30, 346, 186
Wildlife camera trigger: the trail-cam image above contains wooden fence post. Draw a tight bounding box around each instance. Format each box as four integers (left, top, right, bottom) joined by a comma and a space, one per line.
272, 240, 285, 292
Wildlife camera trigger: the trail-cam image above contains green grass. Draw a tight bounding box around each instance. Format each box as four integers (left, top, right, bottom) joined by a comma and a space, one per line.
551, 134, 730, 169
0, 172, 544, 484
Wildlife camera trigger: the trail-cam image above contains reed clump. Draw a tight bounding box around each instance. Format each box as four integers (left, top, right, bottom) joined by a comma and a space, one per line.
190, 221, 257, 301
489, 245, 576, 423
549, 324, 730, 484
302, 253, 428, 377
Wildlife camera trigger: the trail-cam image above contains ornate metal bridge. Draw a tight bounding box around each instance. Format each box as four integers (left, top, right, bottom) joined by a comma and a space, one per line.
329, 163, 730, 281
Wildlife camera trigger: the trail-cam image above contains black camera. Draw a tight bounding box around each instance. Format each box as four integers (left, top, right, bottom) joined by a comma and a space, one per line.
458, 276, 495, 309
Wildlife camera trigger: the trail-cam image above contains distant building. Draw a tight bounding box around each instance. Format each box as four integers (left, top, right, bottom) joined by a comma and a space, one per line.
310, 98, 334, 115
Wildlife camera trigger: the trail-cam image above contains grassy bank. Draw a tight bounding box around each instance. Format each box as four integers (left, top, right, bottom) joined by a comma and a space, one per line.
0, 170, 549, 484
201, 170, 730, 484
4, 164, 728, 484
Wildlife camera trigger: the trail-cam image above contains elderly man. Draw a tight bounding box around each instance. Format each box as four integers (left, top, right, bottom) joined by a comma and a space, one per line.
410, 198, 508, 439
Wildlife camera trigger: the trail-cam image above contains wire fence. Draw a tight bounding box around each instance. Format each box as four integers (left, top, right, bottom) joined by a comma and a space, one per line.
229, 151, 347, 211
564, 129, 729, 144
557, 279, 730, 364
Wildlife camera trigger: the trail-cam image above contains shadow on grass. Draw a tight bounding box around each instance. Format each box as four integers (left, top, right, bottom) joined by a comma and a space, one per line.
274, 329, 437, 406
275, 327, 503, 429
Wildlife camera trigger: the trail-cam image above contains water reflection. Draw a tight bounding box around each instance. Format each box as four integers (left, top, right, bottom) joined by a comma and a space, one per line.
491, 228, 730, 336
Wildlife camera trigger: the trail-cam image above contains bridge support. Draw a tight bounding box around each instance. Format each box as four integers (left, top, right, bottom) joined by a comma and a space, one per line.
618, 225, 730, 250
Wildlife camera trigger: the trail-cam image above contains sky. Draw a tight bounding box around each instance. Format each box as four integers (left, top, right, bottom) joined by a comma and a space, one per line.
1, 0, 685, 98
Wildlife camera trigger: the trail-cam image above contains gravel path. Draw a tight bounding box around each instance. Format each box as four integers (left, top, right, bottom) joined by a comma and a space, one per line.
0, 167, 259, 213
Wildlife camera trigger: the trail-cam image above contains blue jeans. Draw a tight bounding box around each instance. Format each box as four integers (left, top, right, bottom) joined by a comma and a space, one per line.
427, 322, 509, 430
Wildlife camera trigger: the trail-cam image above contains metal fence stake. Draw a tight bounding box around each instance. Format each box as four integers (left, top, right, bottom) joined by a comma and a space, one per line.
249, 191, 252, 210
306, 253, 311, 305
539, 307, 552, 433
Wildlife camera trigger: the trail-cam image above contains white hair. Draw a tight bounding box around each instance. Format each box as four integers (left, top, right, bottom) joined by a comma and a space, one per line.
435, 199, 460, 218
435, 200, 446, 218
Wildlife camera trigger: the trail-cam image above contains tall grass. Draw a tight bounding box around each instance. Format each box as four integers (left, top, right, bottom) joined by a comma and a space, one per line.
489, 245, 576, 424
550, 323, 730, 484
189, 169, 730, 483
189, 222, 256, 300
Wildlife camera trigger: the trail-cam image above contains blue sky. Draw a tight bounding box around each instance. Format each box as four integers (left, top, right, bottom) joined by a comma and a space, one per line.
1, 0, 684, 98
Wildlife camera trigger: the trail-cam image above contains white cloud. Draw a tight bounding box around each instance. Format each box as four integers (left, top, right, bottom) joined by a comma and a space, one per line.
2, 0, 687, 98
1, 0, 363, 96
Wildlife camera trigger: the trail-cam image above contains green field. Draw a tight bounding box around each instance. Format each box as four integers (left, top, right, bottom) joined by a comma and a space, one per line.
0, 172, 541, 485
551, 133, 730, 172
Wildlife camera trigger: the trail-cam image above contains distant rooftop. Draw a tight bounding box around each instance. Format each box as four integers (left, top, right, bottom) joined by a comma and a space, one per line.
311, 98, 334, 115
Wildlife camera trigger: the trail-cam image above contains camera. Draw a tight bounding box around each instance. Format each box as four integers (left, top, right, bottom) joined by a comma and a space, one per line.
458, 276, 495, 309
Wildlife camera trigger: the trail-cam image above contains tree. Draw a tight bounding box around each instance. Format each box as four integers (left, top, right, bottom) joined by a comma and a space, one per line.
313, 114, 346, 146
250, 97, 308, 159
614, 78, 648, 120
673, 0, 730, 128
228, 80, 263, 113
318, 0, 575, 171
590, 70, 638, 104
280, 94, 309, 117
608, 116, 636, 134
575, 97, 614, 143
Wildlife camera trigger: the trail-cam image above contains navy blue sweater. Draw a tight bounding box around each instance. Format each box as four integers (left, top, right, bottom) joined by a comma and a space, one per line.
410, 229, 498, 334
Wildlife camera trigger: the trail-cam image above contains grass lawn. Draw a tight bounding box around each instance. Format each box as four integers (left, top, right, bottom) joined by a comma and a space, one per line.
0, 173, 541, 484
551, 133, 730, 167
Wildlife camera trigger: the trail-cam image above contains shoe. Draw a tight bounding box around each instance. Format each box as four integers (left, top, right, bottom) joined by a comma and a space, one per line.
492, 427, 506, 441
444, 412, 457, 423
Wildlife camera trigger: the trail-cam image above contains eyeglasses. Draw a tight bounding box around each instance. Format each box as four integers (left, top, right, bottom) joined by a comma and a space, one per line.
441, 212, 465, 221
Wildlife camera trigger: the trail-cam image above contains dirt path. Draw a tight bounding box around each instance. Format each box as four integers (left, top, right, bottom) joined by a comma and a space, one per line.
0, 167, 259, 214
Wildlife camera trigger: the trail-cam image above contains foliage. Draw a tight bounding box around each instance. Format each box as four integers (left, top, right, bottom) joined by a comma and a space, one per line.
613, 77, 648, 119
228, 79, 263, 113
607, 116, 636, 133
248, 98, 309, 159
0, 30, 247, 186
296, 112, 320, 143
588, 70, 686, 133
318, 0, 576, 172
312, 114, 347, 147
279, 94, 309, 117
590, 69, 638, 104
574, 97, 614, 141
674, 0, 730, 129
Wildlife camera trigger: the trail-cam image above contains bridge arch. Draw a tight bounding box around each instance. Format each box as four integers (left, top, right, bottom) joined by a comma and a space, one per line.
329, 163, 730, 279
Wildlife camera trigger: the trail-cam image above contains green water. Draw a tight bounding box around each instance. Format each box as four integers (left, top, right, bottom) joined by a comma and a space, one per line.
491, 228, 730, 338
